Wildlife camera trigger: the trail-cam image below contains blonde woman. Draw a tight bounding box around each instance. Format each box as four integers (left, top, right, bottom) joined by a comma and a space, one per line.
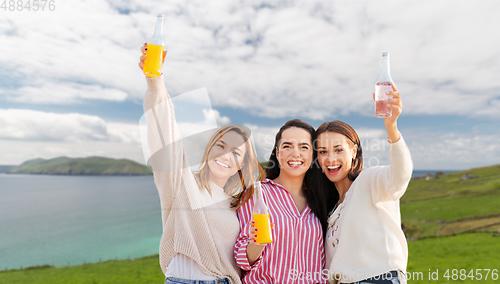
139, 44, 264, 284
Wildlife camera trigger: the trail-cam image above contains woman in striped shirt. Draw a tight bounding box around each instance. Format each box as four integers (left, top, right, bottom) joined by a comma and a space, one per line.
234, 119, 330, 284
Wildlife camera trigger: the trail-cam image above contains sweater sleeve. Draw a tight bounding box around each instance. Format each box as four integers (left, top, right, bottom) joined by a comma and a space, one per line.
142, 75, 189, 224
370, 135, 413, 203
234, 194, 264, 271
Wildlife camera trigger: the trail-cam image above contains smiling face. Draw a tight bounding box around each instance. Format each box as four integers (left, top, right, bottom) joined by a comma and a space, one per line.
275, 127, 313, 179
207, 131, 247, 187
316, 131, 357, 186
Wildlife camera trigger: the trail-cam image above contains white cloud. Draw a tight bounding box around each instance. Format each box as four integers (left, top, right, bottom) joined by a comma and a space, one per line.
2, 0, 500, 119
2, 82, 128, 104
0, 109, 139, 144
1, 0, 500, 170
404, 130, 500, 170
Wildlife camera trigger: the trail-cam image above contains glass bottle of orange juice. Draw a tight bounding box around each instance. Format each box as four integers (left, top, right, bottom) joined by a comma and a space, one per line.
143, 14, 165, 77
252, 181, 273, 244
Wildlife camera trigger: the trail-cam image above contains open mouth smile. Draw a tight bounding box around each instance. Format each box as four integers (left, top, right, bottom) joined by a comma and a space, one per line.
287, 160, 304, 168
326, 165, 341, 175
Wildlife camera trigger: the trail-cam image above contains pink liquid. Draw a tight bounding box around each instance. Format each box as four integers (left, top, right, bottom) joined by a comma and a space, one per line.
375, 82, 393, 118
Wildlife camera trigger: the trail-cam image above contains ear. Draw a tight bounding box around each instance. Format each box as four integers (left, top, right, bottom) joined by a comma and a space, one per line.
352, 144, 358, 159
275, 147, 279, 159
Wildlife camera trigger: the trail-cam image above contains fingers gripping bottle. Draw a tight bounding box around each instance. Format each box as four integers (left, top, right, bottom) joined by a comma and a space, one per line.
252, 181, 273, 244
375, 52, 394, 118
143, 14, 165, 77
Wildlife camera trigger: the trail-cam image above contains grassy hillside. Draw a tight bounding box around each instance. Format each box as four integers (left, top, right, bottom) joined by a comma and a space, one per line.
0, 255, 164, 284
7, 156, 153, 176
402, 164, 500, 240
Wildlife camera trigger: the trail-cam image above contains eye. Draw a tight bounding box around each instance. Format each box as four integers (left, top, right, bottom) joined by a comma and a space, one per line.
335, 148, 343, 153
282, 145, 291, 149
301, 145, 310, 150
319, 150, 327, 155
216, 143, 224, 149
233, 151, 241, 157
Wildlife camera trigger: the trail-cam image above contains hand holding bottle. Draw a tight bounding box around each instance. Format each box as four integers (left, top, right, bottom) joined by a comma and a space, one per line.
372, 83, 402, 143
139, 43, 167, 71
249, 220, 275, 244
140, 14, 166, 77
246, 219, 275, 265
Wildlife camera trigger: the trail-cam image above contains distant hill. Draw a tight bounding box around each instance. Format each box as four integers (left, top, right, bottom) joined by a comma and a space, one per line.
0, 165, 16, 173
7, 156, 152, 176
401, 164, 500, 240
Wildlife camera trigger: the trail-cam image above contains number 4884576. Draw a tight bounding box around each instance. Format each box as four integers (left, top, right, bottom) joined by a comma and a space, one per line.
1, 0, 56, 11
443, 269, 498, 281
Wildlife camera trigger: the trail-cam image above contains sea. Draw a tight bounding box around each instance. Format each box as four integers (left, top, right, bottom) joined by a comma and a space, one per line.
0, 170, 458, 271
0, 174, 162, 271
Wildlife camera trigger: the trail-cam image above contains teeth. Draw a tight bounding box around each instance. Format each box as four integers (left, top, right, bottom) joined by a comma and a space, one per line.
327, 165, 340, 170
215, 160, 229, 168
288, 161, 303, 166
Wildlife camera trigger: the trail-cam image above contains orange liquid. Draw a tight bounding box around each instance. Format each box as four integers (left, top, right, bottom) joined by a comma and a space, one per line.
253, 213, 273, 244
143, 44, 163, 77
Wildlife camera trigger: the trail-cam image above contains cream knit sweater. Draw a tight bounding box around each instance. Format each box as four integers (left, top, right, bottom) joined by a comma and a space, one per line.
325, 136, 413, 284
143, 75, 241, 284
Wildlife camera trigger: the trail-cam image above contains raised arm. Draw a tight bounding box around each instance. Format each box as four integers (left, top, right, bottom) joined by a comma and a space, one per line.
139, 45, 190, 219
371, 84, 413, 203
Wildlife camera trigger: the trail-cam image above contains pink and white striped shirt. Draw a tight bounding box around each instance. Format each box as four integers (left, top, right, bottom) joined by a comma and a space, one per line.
234, 179, 328, 284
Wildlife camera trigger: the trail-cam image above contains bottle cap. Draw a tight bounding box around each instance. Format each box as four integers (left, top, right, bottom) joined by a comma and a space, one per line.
382, 52, 389, 57
157, 14, 164, 18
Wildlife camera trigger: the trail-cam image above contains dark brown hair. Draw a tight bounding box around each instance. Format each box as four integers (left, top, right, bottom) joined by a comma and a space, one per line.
266, 119, 330, 237
266, 119, 316, 180
315, 120, 363, 181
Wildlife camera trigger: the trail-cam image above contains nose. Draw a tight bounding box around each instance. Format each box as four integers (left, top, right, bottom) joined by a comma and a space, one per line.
219, 151, 231, 160
323, 152, 336, 164
219, 147, 234, 161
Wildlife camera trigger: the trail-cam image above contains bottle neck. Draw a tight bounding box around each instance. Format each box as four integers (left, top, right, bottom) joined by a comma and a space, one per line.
378, 56, 393, 83
253, 182, 268, 213
154, 18, 163, 36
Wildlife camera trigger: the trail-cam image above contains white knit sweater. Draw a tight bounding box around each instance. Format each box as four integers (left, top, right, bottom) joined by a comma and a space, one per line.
143, 75, 241, 284
325, 136, 413, 284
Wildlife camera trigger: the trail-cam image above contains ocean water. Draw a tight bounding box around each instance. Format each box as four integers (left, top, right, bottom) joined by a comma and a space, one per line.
0, 174, 162, 271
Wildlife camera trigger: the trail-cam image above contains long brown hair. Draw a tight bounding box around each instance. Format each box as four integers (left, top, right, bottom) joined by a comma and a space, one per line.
192, 125, 265, 210
315, 120, 363, 181
265, 119, 331, 237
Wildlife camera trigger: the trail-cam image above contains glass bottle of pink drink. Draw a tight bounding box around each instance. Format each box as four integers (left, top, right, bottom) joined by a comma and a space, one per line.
374, 52, 394, 118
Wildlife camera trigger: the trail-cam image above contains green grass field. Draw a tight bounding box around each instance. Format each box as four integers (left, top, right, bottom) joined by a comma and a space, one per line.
0, 255, 164, 284
401, 165, 500, 240
1, 233, 498, 283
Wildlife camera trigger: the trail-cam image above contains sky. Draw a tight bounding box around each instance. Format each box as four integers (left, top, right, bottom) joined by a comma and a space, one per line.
1, 0, 499, 170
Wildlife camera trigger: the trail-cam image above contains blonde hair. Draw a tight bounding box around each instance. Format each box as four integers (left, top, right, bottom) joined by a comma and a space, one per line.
193, 125, 264, 209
